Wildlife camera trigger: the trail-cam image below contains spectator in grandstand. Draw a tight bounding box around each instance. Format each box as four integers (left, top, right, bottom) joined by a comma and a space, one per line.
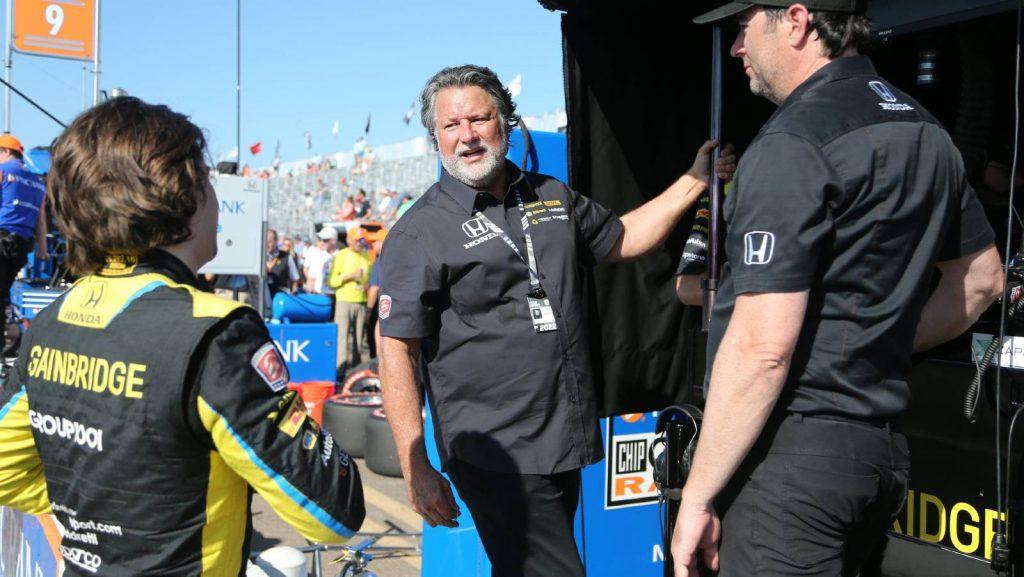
354, 189, 371, 218
339, 196, 356, 221
375, 188, 397, 220
328, 227, 371, 377
304, 226, 338, 295
395, 194, 416, 221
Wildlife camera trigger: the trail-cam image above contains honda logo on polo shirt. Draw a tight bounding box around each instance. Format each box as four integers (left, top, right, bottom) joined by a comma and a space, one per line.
462, 217, 488, 238
744, 232, 775, 265
868, 81, 897, 103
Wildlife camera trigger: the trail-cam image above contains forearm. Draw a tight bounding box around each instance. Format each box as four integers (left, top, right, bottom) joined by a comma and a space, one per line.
682, 340, 788, 508
613, 173, 706, 261
380, 337, 429, 473
914, 278, 997, 352
914, 245, 1003, 352
35, 205, 46, 252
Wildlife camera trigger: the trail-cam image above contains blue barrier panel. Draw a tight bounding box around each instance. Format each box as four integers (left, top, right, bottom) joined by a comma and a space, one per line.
0, 509, 61, 577
266, 323, 338, 382
422, 411, 665, 577
420, 406, 492, 577
581, 413, 664, 576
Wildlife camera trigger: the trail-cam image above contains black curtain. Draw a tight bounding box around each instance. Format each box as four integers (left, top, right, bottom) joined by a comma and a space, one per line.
561, 4, 773, 416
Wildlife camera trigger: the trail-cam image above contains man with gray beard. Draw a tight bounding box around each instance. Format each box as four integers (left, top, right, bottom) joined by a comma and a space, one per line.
377, 64, 734, 577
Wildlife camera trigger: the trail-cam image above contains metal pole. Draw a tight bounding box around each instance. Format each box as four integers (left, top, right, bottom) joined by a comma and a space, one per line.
92, 0, 100, 105
702, 26, 724, 333
4, 0, 13, 133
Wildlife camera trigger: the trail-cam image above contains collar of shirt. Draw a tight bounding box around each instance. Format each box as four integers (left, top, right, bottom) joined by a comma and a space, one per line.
98, 249, 202, 288
439, 159, 528, 214
763, 55, 878, 127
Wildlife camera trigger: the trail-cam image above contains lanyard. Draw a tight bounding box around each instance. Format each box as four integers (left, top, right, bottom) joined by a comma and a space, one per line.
473, 187, 545, 297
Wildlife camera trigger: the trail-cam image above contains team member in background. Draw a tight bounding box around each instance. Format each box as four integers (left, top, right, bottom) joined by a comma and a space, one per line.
674, 3, 1003, 576
0, 135, 47, 353
329, 226, 371, 377
0, 97, 364, 576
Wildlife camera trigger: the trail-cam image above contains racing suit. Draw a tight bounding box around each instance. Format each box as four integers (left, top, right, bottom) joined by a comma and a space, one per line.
0, 250, 364, 576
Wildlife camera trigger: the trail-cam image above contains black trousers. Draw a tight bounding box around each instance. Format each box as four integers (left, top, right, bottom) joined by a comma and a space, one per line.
0, 231, 31, 353
716, 413, 910, 577
446, 460, 586, 577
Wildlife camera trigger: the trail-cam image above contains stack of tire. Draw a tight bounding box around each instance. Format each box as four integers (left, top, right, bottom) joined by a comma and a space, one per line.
322, 361, 402, 478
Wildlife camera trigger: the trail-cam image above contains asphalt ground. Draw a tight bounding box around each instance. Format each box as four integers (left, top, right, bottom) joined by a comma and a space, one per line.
250, 457, 421, 577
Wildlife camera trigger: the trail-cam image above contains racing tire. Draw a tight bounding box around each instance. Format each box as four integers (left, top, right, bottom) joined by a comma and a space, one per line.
322, 393, 382, 458
365, 408, 402, 478
341, 370, 381, 395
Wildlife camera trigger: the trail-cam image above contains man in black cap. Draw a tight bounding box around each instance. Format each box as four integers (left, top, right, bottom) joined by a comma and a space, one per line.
672, 3, 1003, 576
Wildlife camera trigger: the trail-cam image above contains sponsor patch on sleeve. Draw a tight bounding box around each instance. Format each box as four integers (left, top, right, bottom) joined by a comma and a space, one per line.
274, 393, 306, 438
252, 342, 289, 392
379, 295, 392, 320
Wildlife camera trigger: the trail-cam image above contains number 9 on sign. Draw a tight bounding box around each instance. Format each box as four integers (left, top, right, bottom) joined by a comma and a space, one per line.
45, 3, 63, 35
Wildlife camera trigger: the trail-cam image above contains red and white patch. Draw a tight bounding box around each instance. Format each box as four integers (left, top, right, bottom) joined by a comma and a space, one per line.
379, 295, 393, 320
252, 342, 289, 392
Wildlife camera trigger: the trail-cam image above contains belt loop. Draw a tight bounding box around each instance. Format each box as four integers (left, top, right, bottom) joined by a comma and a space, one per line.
790, 412, 804, 423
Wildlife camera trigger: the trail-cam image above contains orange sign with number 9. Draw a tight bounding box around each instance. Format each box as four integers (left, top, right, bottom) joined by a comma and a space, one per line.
13, 0, 95, 61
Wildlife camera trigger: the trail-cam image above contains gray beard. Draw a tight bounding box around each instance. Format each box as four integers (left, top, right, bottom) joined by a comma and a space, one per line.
441, 142, 508, 189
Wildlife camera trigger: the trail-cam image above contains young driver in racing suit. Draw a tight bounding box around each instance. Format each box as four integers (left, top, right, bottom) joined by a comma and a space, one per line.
0, 97, 364, 576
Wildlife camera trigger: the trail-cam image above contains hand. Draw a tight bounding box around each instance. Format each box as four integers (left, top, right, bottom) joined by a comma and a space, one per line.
671, 499, 721, 577
36, 249, 49, 262
405, 460, 460, 528
687, 139, 737, 186
715, 144, 737, 183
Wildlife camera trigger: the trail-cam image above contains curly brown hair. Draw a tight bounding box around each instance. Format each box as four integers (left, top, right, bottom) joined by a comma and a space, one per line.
48, 97, 209, 275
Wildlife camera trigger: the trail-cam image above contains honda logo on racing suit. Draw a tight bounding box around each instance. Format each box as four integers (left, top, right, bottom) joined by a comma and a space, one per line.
744, 232, 775, 265
462, 217, 488, 238
81, 282, 106, 310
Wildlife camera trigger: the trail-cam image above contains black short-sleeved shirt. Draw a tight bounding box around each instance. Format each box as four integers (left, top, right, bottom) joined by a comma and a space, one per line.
378, 161, 624, 474
706, 56, 995, 419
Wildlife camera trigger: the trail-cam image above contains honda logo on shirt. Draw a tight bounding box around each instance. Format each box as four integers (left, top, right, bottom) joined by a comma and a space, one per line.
462, 217, 488, 238
744, 232, 775, 265
868, 81, 898, 103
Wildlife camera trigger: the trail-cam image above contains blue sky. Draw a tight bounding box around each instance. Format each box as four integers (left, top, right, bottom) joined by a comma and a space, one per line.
2, 1, 565, 166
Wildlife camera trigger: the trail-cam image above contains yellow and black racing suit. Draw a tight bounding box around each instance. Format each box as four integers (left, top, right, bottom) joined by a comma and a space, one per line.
0, 250, 364, 576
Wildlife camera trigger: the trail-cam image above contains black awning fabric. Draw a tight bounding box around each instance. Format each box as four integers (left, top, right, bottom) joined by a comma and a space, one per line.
561, 6, 773, 416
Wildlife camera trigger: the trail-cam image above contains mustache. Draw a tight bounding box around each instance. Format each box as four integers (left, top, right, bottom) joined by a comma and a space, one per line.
457, 143, 490, 157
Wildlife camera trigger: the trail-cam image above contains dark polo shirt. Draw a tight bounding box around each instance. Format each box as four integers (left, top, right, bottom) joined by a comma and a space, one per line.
378, 161, 624, 474
706, 56, 995, 419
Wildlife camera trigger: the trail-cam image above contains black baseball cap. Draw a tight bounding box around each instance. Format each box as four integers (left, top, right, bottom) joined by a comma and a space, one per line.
694, 1, 862, 25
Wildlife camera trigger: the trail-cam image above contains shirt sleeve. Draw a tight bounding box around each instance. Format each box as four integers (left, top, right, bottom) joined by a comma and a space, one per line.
369, 261, 380, 288
378, 227, 443, 338
727, 133, 835, 294
192, 311, 364, 543
938, 180, 996, 261
327, 251, 345, 290
676, 193, 711, 276
568, 185, 624, 264
0, 363, 51, 516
